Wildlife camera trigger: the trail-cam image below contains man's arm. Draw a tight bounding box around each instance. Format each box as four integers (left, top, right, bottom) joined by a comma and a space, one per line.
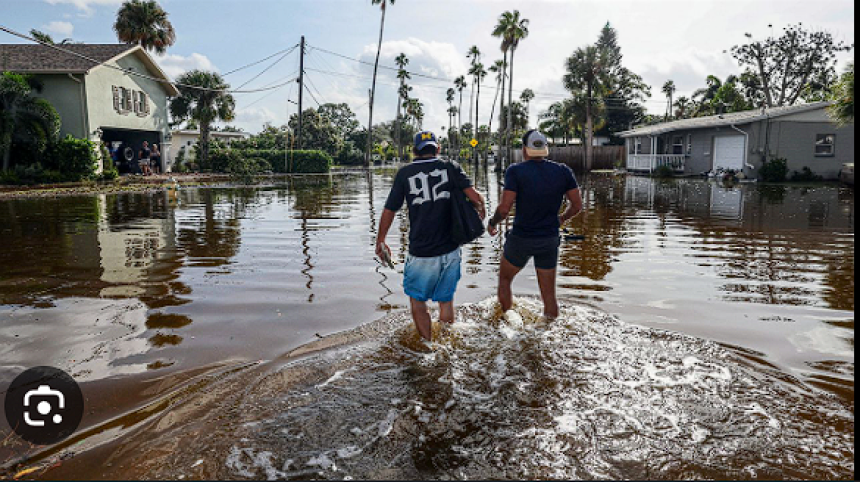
487, 190, 517, 236
464, 187, 486, 220
375, 208, 397, 259
559, 188, 583, 227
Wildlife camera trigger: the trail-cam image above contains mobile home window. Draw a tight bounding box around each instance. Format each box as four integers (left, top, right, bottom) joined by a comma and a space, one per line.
634, 138, 642, 154
815, 134, 835, 156
672, 135, 684, 155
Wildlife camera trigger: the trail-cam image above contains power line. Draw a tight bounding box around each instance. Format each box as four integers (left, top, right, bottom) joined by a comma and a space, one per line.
234, 46, 298, 90
222, 44, 299, 76
0, 24, 296, 94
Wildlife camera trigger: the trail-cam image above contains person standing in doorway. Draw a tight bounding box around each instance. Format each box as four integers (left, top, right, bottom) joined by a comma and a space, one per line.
139, 141, 152, 176
376, 131, 486, 340
487, 129, 583, 319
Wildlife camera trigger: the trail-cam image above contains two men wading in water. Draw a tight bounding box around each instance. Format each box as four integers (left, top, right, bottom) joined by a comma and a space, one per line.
377, 129, 582, 340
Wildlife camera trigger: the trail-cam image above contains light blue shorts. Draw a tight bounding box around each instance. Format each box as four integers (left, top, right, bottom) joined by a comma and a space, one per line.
403, 248, 462, 302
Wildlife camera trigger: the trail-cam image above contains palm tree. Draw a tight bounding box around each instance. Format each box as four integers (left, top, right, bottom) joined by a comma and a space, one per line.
563, 45, 611, 170
520, 88, 535, 127
662, 80, 676, 120
673, 96, 691, 119
29, 29, 73, 45
113, 0, 176, 54
169, 70, 235, 169
487, 59, 506, 154
493, 10, 529, 166
365, 0, 396, 166
467, 46, 481, 139
0, 73, 60, 171
473, 63, 487, 162
454, 75, 467, 159
394, 52, 409, 160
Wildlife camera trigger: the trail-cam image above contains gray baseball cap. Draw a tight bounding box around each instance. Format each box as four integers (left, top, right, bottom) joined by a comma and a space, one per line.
522, 129, 549, 158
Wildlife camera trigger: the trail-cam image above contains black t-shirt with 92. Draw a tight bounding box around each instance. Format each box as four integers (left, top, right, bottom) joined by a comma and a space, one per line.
384, 158, 472, 257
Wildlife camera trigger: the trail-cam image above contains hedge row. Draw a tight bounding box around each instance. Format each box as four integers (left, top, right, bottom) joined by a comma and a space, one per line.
206, 149, 332, 174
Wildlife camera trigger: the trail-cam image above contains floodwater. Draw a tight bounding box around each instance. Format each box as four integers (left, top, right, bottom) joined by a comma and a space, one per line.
0, 167, 853, 480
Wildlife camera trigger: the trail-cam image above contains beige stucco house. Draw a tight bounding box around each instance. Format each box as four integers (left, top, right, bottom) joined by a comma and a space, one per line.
0, 43, 179, 174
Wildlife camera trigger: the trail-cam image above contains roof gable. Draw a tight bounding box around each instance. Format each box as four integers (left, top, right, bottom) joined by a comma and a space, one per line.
619, 102, 834, 137
0, 43, 179, 96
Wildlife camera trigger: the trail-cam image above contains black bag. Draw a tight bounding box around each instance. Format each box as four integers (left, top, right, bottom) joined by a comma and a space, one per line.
445, 162, 485, 245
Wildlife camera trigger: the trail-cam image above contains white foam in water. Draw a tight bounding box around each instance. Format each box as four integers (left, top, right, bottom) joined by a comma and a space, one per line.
220, 296, 853, 480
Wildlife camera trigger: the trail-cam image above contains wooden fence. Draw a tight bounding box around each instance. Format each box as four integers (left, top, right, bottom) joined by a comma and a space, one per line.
511, 145, 626, 171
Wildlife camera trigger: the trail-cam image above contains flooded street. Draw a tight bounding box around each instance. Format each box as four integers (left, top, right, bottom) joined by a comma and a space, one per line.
0, 167, 854, 479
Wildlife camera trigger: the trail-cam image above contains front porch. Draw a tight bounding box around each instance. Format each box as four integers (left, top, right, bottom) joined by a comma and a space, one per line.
625, 134, 689, 173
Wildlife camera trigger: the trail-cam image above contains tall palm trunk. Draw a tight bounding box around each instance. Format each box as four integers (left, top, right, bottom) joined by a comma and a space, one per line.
498, 51, 507, 169
457, 90, 464, 159
488, 77, 501, 140
395, 84, 402, 160
475, 77, 481, 164
365, 5, 386, 167
506, 46, 516, 167
200, 121, 211, 169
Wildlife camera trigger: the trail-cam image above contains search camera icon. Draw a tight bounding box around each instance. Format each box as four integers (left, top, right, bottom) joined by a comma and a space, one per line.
4, 366, 84, 445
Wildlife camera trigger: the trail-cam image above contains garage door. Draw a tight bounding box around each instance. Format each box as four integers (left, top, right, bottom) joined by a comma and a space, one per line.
714, 135, 745, 171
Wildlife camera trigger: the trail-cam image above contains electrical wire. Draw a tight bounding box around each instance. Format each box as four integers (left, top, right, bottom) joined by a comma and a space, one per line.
222, 44, 299, 76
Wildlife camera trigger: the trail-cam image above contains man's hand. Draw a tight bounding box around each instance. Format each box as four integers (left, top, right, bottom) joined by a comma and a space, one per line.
375, 241, 390, 260
487, 222, 499, 236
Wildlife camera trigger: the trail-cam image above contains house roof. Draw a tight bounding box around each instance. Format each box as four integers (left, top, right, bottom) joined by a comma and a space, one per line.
0, 43, 179, 96
618, 101, 833, 138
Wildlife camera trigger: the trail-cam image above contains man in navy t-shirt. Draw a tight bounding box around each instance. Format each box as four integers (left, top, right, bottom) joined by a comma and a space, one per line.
487, 129, 583, 319
377, 131, 486, 340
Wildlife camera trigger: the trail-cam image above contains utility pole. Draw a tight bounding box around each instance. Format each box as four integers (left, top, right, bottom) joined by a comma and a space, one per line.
297, 35, 305, 150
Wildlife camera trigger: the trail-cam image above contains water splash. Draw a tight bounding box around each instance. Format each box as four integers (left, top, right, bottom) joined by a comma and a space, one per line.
214, 298, 853, 480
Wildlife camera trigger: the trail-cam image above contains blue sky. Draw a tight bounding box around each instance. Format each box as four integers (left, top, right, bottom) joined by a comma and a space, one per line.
2, 0, 855, 133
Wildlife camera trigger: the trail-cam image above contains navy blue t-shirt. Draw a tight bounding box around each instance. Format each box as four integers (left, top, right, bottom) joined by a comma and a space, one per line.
384, 159, 472, 257
504, 160, 579, 238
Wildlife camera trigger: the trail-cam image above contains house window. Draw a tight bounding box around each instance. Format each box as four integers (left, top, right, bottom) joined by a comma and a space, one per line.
634, 138, 643, 154
815, 134, 835, 156
672, 135, 684, 155
687, 134, 693, 156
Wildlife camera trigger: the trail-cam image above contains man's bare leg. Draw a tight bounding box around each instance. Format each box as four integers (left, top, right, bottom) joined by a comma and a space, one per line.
439, 300, 455, 324
536, 267, 559, 318
498, 257, 523, 312
410, 297, 433, 340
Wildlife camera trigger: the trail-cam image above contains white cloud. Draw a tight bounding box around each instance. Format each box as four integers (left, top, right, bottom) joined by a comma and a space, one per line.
232, 107, 279, 132
44, 0, 122, 16
41, 21, 75, 38
154, 53, 218, 79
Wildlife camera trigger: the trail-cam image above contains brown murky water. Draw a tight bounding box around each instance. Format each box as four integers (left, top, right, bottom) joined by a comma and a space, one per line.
0, 168, 853, 479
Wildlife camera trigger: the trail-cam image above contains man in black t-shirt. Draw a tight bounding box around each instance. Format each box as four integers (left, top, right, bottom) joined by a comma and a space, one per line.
377, 131, 486, 340
487, 129, 583, 319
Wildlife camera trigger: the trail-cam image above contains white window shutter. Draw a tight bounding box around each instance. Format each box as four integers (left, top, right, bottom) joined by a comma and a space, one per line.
143, 93, 150, 115
112, 86, 120, 112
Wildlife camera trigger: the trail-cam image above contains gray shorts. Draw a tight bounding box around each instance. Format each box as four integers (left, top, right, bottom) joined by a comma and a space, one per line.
503, 233, 560, 270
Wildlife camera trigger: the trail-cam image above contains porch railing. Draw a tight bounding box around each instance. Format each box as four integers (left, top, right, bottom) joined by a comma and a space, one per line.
627, 154, 686, 172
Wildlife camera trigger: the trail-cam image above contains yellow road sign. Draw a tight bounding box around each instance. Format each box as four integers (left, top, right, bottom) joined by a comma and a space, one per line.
470, 138, 478, 148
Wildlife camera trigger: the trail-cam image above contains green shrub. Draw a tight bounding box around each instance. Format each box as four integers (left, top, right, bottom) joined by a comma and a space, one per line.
47, 135, 98, 181
206, 148, 331, 174
0, 163, 63, 185
759, 157, 788, 182
652, 165, 675, 178
790, 166, 823, 182
335, 144, 364, 165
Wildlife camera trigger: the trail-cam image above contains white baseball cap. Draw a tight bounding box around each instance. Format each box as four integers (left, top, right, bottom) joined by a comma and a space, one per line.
522, 129, 549, 158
